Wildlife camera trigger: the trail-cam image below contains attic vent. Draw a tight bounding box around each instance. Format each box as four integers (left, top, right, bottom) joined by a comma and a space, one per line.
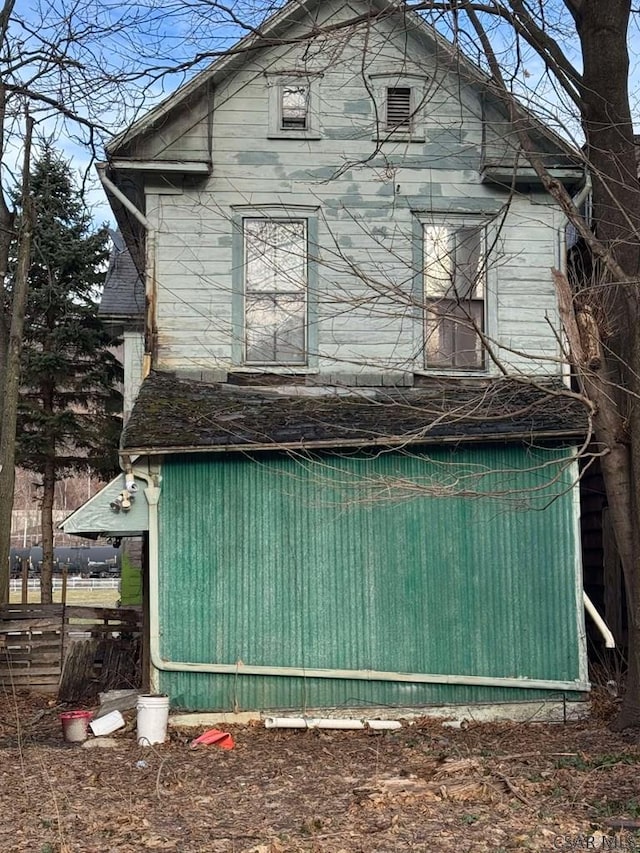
386, 87, 412, 130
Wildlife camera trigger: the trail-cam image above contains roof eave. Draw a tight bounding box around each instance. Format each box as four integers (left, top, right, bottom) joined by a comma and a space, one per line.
122, 428, 586, 457
109, 158, 212, 174
481, 164, 585, 189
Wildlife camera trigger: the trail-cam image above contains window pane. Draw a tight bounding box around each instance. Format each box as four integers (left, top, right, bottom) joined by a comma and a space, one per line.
424, 225, 453, 298
282, 85, 308, 129
425, 299, 484, 369
245, 220, 306, 293
243, 218, 308, 365
455, 227, 484, 299
245, 295, 306, 364
424, 224, 485, 300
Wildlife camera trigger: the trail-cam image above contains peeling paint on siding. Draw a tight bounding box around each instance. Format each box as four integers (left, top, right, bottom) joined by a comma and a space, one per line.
344, 99, 372, 115
235, 151, 281, 165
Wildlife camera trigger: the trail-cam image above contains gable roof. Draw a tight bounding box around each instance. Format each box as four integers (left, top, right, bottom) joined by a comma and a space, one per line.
106, 0, 579, 168
122, 371, 588, 455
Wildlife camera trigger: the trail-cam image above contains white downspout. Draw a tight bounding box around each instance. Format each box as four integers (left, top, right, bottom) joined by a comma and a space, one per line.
130, 464, 162, 693
572, 171, 592, 214
96, 162, 153, 230
583, 591, 616, 649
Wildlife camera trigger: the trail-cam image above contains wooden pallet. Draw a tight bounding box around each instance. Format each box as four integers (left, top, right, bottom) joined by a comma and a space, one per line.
0, 604, 142, 696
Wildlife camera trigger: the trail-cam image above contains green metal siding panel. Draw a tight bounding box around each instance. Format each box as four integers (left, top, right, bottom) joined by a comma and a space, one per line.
161, 672, 583, 713
157, 446, 585, 711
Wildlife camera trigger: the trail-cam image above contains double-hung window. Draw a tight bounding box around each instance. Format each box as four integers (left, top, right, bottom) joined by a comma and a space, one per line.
423, 223, 486, 370
244, 219, 307, 365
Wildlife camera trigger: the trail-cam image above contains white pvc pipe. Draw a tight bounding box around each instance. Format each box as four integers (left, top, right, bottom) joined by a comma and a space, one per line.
264, 717, 402, 730
583, 591, 616, 649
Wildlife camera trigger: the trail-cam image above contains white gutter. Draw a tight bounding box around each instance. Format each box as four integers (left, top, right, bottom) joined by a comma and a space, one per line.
583, 591, 616, 649
137, 465, 590, 694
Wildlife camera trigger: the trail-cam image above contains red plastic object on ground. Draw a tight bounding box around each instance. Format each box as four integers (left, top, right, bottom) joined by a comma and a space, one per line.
189, 728, 235, 750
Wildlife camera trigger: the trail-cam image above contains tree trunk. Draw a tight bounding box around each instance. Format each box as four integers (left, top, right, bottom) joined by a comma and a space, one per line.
0, 84, 15, 434
39, 366, 56, 604
573, 1, 640, 728
0, 115, 33, 604
40, 457, 55, 604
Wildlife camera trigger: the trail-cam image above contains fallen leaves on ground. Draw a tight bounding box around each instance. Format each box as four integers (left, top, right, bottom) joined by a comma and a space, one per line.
1, 689, 639, 852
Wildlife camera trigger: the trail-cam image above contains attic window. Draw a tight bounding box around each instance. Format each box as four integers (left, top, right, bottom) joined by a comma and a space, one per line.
267, 73, 321, 139
281, 85, 309, 130
386, 87, 412, 130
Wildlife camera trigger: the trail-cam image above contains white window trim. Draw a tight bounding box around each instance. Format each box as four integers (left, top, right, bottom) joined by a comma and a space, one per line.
369, 72, 428, 143
266, 72, 323, 140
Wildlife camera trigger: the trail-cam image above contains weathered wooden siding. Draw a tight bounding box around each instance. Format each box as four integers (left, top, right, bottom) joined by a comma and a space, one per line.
156, 446, 587, 712
123, 330, 144, 422
122, 88, 211, 161
144, 0, 565, 376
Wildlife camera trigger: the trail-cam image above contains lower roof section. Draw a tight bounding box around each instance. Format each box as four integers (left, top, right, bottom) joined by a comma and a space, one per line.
60, 473, 149, 538
121, 371, 589, 456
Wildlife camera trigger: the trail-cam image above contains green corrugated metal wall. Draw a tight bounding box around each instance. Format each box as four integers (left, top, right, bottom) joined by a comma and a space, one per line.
157, 445, 586, 711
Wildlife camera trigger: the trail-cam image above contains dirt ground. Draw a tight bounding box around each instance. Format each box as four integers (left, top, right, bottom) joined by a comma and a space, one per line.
1, 689, 639, 853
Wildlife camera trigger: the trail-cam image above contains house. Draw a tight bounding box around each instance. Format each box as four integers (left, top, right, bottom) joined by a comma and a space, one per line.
63, 0, 604, 719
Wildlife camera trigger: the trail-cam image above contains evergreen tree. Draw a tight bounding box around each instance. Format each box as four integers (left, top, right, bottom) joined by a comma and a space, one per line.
15, 148, 122, 603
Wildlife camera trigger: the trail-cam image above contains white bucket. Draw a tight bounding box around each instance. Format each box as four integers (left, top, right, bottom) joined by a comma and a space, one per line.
136, 694, 170, 746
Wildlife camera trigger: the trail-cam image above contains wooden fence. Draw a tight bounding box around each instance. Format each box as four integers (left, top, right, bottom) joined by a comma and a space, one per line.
0, 603, 142, 698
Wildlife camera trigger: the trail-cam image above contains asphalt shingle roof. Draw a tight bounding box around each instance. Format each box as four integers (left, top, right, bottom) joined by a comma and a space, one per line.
99, 241, 144, 320
122, 371, 589, 455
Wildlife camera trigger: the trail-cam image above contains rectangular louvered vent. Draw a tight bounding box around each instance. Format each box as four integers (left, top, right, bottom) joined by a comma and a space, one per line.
386, 87, 412, 130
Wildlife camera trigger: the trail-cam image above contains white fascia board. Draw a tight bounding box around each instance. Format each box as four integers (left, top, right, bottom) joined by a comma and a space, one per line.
109, 159, 211, 173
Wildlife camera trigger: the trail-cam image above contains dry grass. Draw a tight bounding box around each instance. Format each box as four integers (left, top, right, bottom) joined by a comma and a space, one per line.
9, 587, 119, 607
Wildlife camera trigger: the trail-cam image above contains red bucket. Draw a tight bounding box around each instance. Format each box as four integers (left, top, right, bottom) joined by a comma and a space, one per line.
60, 710, 92, 743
